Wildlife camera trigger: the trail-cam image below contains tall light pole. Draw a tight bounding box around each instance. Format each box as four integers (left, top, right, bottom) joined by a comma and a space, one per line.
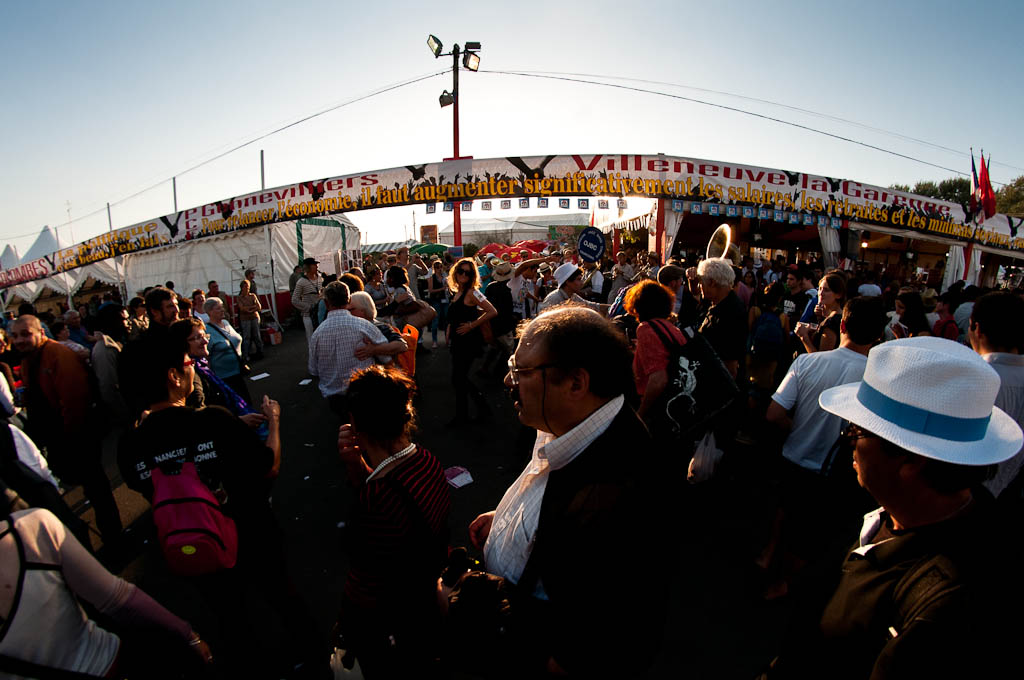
428, 35, 480, 250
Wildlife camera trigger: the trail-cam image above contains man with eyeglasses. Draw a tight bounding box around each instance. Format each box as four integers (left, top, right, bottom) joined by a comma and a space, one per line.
465, 307, 666, 678
765, 337, 1024, 678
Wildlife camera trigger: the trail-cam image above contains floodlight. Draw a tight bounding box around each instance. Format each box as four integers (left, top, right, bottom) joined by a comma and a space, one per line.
439, 90, 454, 107
427, 35, 443, 57
463, 52, 480, 71
465, 41, 481, 50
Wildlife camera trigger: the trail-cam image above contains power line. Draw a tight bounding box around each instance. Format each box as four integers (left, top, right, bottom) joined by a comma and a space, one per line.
508, 70, 1024, 175
6, 70, 449, 243
480, 69, 1010, 187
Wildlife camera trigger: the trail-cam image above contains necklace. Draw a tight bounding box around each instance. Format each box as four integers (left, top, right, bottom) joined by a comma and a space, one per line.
365, 442, 416, 483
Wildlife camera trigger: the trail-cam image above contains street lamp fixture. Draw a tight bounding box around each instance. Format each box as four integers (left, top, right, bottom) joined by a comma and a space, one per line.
426, 35, 483, 248
427, 34, 443, 57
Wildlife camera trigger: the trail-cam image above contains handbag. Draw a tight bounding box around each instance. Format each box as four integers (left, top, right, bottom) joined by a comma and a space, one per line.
647, 319, 741, 443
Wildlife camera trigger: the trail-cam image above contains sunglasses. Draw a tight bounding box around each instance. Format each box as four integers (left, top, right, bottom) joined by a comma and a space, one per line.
455, 268, 473, 276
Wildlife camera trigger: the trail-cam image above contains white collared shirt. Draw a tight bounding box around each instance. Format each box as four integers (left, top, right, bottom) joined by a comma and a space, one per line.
851, 507, 891, 557
483, 395, 624, 596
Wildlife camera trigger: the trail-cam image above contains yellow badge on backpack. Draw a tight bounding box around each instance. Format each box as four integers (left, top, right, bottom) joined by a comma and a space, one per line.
181, 545, 197, 555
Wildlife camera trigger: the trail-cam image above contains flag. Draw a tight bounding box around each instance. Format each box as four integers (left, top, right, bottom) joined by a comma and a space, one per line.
970, 151, 980, 222
980, 153, 997, 220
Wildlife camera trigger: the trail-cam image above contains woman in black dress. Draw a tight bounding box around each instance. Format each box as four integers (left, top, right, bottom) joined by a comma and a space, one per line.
445, 257, 497, 425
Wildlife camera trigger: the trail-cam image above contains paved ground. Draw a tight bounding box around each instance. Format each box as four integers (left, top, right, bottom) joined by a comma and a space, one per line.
69, 324, 792, 678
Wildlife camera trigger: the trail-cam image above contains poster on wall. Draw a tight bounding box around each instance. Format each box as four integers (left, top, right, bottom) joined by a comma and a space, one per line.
420, 224, 438, 243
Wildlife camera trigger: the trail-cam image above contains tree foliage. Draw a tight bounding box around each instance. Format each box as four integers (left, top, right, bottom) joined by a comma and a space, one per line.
888, 177, 971, 205
997, 175, 1024, 216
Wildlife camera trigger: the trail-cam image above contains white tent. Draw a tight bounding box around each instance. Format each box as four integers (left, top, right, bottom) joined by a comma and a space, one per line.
122, 215, 361, 298
0, 246, 27, 308
17, 226, 74, 301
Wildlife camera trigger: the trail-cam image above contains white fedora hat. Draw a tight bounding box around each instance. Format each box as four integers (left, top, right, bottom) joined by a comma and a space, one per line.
553, 263, 580, 289
819, 337, 1022, 465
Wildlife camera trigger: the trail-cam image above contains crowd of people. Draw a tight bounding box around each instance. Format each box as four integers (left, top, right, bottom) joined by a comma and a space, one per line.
1, 241, 1023, 679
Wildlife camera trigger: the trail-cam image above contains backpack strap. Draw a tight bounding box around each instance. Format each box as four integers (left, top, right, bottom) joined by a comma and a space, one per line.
647, 319, 682, 352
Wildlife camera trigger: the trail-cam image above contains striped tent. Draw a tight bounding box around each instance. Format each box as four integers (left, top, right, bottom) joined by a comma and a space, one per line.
362, 239, 418, 254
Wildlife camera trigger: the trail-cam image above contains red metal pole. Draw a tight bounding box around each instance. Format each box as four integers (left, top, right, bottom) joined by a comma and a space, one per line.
452, 45, 462, 248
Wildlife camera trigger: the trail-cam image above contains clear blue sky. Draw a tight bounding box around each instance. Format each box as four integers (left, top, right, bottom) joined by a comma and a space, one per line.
2, 0, 1020, 254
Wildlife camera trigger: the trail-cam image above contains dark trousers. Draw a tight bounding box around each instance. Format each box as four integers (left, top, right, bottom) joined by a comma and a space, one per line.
451, 347, 487, 420
194, 514, 328, 679
328, 393, 349, 421
48, 436, 122, 543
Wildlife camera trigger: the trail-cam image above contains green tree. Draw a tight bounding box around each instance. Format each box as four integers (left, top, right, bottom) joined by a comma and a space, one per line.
889, 178, 970, 205
997, 175, 1024, 216
463, 242, 479, 259
912, 180, 940, 198
936, 178, 971, 204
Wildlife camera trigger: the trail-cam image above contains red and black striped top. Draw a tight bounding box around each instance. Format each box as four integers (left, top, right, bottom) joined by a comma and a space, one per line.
344, 446, 451, 612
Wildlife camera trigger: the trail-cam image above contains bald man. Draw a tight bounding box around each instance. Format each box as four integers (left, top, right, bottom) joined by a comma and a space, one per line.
10, 315, 122, 542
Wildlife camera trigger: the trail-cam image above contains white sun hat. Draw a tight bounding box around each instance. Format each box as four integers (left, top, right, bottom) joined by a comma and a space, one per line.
819, 336, 1023, 465
553, 263, 580, 289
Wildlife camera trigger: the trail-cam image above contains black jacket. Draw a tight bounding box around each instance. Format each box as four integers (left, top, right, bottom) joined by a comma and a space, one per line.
773, 488, 1024, 679
516, 404, 668, 678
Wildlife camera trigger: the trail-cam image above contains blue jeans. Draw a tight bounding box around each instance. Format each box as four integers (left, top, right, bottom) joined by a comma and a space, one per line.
429, 298, 448, 343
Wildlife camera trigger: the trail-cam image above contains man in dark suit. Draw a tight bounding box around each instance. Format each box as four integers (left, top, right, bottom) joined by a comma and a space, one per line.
469, 305, 666, 678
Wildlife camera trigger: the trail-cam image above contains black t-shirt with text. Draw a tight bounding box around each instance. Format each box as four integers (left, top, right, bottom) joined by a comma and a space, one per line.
118, 406, 273, 526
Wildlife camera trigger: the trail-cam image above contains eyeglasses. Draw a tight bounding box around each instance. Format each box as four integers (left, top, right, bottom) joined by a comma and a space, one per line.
188, 333, 210, 343
506, 355, 560, 386
840, 423, 876, 448
455, 268, 473, 276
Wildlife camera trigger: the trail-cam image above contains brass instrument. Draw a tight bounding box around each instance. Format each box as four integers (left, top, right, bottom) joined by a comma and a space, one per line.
629, 264, 652, 283
706, 224, 741, 264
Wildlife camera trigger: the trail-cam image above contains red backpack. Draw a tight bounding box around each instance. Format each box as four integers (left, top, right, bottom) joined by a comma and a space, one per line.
151, 461, 238, 576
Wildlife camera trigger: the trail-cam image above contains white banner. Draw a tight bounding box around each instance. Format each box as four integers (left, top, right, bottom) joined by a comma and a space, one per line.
4, 153, 1020, 289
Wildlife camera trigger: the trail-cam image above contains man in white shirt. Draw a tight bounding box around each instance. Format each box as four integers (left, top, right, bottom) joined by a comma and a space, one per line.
607, 251, 634, 302
768, 297, 887, 471
761, 297, 887, 593
968, 291, 1024, 497
538, 263, 610, 315
291, 257, 322, 343
308, 281, 388, 418
856, 271, 882, 297
466, 306, 665, 678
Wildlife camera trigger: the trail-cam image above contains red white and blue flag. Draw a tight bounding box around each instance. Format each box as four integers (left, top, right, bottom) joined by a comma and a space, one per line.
979, 153, 997, 220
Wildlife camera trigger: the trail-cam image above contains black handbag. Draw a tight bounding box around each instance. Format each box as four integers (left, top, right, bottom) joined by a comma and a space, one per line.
647, 319, 741, 443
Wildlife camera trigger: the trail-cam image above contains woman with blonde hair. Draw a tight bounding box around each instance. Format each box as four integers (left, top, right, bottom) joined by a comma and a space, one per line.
445, 257, 497, 425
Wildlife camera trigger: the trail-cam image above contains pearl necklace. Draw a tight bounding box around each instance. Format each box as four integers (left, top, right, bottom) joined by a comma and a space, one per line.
365, 443, 416, 483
